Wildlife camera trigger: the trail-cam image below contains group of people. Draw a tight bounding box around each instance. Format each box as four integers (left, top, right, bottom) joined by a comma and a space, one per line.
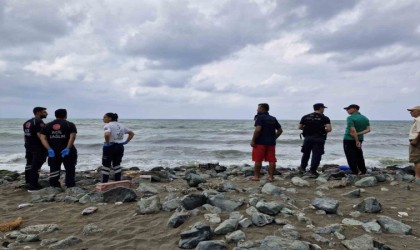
23, 108, 134, 191
23, 103, 419, 190
250, 103, 420, 182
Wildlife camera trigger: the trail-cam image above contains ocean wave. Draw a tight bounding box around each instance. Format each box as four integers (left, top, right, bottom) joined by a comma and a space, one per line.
0, 153, 25, 163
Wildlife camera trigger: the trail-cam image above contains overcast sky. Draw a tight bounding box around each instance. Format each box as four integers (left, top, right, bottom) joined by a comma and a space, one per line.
0, 0, 419, 120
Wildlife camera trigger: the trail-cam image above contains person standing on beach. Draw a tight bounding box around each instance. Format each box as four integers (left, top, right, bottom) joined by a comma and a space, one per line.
298, 103, 332, 177
40, 109, 78, 188
407, 106, 420, 182
250, 103, 283, 181
101, 113, 135, 183
23, 107, 48, 190
343, 104, 371, 175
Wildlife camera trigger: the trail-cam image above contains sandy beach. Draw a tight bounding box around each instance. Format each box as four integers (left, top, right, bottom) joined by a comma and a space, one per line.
1, 165, 420, 250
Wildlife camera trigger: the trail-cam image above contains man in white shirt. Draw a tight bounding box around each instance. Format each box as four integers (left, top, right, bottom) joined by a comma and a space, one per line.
408, 106, 420, 182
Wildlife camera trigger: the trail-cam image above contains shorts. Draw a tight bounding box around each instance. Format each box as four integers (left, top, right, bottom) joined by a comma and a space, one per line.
409, 142, 420, 163
252, 145, 277, 162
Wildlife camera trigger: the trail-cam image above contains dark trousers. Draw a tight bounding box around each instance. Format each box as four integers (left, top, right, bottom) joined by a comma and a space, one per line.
343, 140, 366, 174
48, 148, 77, 187
25, 149, 33, 184
28, 149, 47, 187
102, 144, 124, 183
300, 136, 325, 172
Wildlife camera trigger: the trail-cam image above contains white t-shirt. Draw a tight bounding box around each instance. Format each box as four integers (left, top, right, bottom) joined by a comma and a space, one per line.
104, 122, 131, 143
409, 116, 420, 140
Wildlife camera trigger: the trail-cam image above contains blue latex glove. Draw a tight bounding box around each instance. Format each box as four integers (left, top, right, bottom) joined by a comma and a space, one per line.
61, 147, 70, 158
103, 142, 113, 147
48, 148, 55, 158
122, 140, 129, 145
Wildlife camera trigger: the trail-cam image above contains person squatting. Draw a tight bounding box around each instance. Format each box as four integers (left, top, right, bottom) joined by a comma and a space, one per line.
101, 113, 135, 183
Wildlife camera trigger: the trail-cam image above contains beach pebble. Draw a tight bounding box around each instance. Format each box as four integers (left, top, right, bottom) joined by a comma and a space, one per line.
377, 215, 412, 235
255, 200, 283, 216
314, 224, 343, 234
342, 189, 361, 198
238, 218, 252, 228
311, 197, 339, 214
181, 193, 207, 210
355, 177, 378, 187
103, 187, 137, 203
214, 219, 239, 235
398, 212, 408, 217
251, 212, 273, 227
204, 213, 221, 224
82, 223, 103, 235
79, 192, 104, 204
48, 236, 83, 250
178, 222, 212, 249
195, 240, 228, 250
355, 197, 382, 213
312, 233, 330, 244
342, 234, 375, 250
202, 204, 222, 214
225, 230, 246, 243
381, 187, 389, 191
18, 203, 33, 209
81, 206, 98, 215
136, 195, 162, 214
162, 198, 181, 212
342, 218, 363, 226
137, 183, 159, 196
258, 236, 310, 249
20, 224, 59, 234
362, 221, 382, 233
261, 183, 283, 196
167, 210, 192, 228
291, 177, 310, 187
207, 194, 244, 212
16, 234, 40, 243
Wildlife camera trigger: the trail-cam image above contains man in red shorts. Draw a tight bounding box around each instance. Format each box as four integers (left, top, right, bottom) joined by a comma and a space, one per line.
250, 103, 283, 181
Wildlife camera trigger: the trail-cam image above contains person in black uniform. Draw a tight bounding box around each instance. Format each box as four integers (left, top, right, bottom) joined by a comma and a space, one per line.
40, 109, 78, 188
298, 103, 332, 177
23, 107, 48, 191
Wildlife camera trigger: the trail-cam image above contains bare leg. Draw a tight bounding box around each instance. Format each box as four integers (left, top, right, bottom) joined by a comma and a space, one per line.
415, 162, 420, 179
268, 162, 276, 180
252, 162, 262, 180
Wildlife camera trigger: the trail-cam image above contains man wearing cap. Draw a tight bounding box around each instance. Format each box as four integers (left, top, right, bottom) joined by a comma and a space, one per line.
407, 106, 420, 182
343, 104, 371, 175
298, 103, 332, 177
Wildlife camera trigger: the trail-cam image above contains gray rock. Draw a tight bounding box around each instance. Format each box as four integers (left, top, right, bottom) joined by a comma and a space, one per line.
195, 240, 228, 250
251, 212, 273, 227
334, 231, 346, 240
214, 219, 239, 235
31, 194, 56, 203
245, 206, 258, 216
377, 215, 412, 235
218, 181, 238, 192
261, 183, 283, 196
225, 230, 246, 243
248, 197, 259, 206
297, 213, 312, 225
314, 224, 343, 234
355, 177, 377, 187
136, 195, 162, 214
204, 213, 221, 224
5, 231, 24, 239
79, 192, 104, 204
374, 174, 387, 182
229, 211, 243, 220
362, 221, 382, 233
103, 187, 137, 203
162, 198, 181, 212
259, 236, 310, 250
341, 234, 375, 250
355, 197, 382, 213
291, 177, 310, 187
184, 173, 206, 187
179, 222, 212, 249
311, 197, 339, 214
342, 218, 363, 226
65, 187, 87, 198
279, 228, 301, 240
202, 204, 222, 214
20, 224, 59, 234
207, 194, 244, 212
239, 218, 252, 228
181, 193, 207, 210
63, 196, 79, 203
37, 186, 63, 195
16, 234, 40, 243
40, 238, 59, 247
167, 210, 192, 228
48, 236, 82, 250
137, 183, 159, 196
312, 233, 329, 244
255, 200, 283, 216
81, 206, 98, 215
342, 189, 361, 198
82, 223, 103, 235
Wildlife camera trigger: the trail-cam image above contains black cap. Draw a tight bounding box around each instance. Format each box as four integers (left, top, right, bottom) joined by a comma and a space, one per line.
344, 104, 360, 110
313, 103, 327, 110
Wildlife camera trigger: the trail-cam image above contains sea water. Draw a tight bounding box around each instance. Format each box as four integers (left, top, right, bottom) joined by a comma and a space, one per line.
0, 119, 412, 172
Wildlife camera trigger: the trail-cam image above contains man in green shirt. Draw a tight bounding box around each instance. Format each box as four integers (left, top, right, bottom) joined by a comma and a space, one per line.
343, 104, 371, 175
